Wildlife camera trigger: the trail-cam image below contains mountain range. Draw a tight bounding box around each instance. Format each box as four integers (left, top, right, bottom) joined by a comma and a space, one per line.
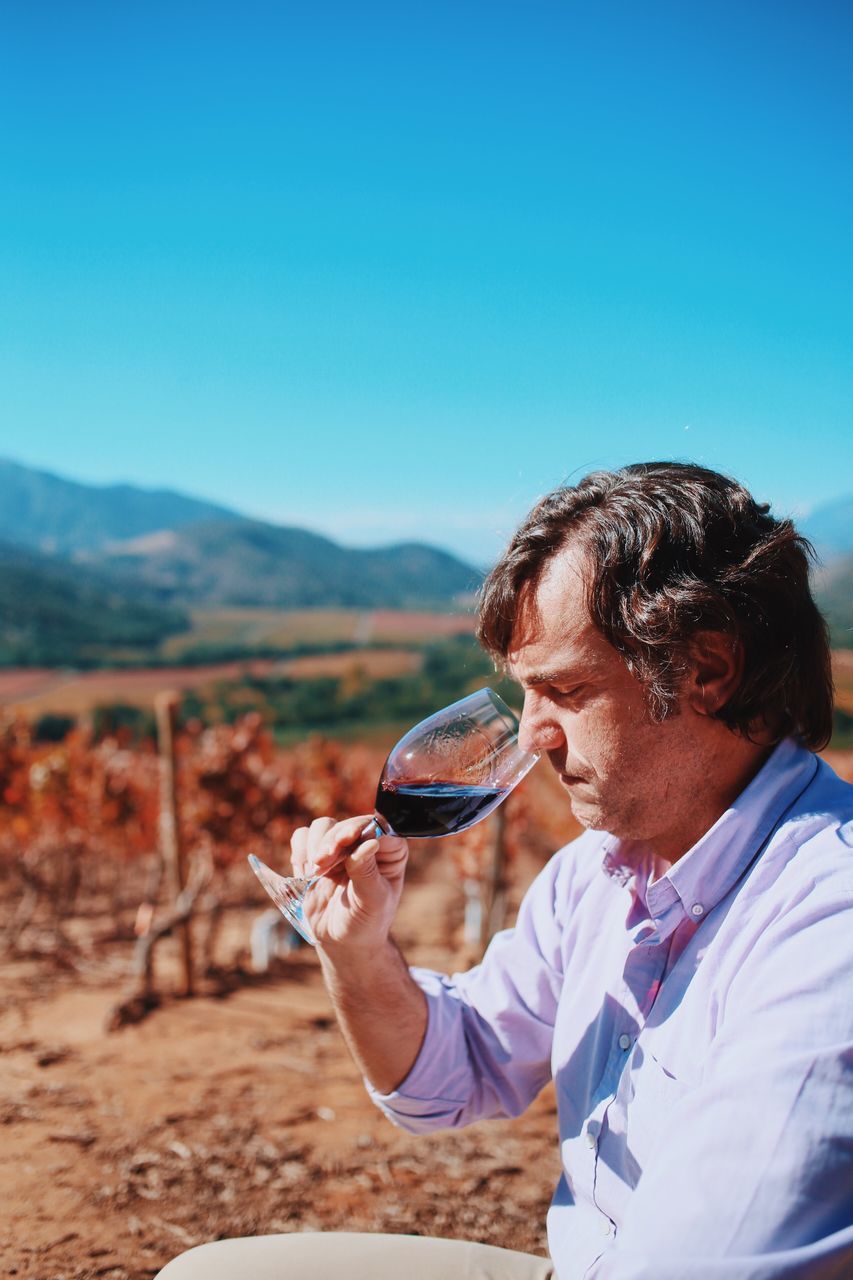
92, 521, 480, 609
0, 458, 486, 663
0, 457, 481, 609
800, 495, 853, 563
0, 458, 240, 555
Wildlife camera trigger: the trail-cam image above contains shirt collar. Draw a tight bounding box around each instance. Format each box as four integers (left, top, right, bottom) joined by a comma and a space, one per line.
602, 737, 819, 943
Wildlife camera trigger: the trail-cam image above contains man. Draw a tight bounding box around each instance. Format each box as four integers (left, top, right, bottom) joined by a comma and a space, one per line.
159, 462, 853, 1279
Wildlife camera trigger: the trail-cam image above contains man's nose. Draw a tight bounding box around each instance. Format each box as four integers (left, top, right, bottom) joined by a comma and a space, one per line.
518, 694, 564, 755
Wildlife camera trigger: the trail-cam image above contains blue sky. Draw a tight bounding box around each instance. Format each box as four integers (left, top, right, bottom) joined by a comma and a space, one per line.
1, 1, 851, 566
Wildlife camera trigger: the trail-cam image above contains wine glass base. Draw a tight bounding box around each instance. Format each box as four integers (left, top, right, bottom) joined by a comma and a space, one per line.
248, 854, 317, 946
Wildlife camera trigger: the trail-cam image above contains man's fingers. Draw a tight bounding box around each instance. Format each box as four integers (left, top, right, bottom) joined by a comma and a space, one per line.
342, 840, 392, 911
290, 825, 309, 878
312, 815, 378, 871
309, 816, 336, 842
305, 816, 336, 869
292, 815, 407, 900
317, 841, 408, 898
374, 835, 409, 874
344, 838, 381, 876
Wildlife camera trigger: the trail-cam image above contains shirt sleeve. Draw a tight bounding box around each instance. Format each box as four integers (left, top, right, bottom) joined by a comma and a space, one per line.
367, 840, 576, 1133
590, 846, 853, 1279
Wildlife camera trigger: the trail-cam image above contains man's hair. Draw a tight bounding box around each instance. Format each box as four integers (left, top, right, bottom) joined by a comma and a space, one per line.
477, 461, 834, 750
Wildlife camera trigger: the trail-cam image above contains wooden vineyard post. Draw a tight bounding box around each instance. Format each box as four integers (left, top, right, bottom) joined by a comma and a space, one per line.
155, 692, 193, 996
479, 805, 508, 957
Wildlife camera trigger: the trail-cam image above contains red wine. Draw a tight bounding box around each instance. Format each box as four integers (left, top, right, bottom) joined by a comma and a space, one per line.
375, 780, 508, 838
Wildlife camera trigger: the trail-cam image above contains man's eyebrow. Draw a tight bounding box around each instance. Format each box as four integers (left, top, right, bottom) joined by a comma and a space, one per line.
515, 665, 585, 688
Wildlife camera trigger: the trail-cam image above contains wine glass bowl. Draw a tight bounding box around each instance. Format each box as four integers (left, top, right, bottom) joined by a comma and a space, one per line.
374, 687, 535, 838
249, 687, 538, 945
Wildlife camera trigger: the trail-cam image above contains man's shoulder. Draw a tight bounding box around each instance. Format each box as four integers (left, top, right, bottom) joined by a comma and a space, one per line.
810, 752, 853, 818
720, 759, 853, 1033
772, 752, 853, 863
748, 753, 853, 920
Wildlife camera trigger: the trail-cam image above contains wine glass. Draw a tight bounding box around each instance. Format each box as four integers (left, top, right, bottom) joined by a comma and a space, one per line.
248, 687, 538, 945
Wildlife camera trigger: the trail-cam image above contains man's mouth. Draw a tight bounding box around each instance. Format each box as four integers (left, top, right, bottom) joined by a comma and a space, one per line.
548, 753, 589, 787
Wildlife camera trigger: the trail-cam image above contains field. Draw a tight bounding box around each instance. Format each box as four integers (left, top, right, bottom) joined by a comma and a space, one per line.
0, 662, 278, 716
0, 607, 478, 723
160, 607, 476, 660
0, 651, 424, 719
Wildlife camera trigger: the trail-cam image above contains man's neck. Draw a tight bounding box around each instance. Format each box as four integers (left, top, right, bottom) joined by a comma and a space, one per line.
652, 737, 776, 867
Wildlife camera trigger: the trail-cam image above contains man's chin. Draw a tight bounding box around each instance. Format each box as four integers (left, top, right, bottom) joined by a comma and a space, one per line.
557, 774, 614, 831
566, 794, 609, 832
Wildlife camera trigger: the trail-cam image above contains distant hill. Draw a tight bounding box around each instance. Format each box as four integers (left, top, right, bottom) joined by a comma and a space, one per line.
92, 520, 481, 609
0, 542, 187, 665
0, 457, 240, 554
801, 495, 853, 562
814, 553, 853, 650
800, 497, 852, 649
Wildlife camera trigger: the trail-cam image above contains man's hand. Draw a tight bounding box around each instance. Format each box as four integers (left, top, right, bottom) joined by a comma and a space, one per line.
290, 815, 409, 950
289, 814, 427, 1094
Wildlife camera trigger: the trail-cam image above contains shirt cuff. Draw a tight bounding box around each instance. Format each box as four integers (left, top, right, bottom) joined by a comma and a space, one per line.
365, 966, 472, 1130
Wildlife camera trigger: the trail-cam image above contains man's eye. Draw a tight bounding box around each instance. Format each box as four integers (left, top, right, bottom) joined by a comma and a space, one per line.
553, 685, 584, 702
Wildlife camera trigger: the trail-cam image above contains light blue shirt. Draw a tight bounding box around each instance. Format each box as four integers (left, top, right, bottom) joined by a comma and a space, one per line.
370, 739, 853, 1278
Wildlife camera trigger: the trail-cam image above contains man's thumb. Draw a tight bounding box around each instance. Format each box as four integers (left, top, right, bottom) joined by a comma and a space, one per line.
343, 839, 383, 896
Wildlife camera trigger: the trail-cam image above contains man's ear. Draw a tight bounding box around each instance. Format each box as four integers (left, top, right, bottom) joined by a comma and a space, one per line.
685, 630, 743, 716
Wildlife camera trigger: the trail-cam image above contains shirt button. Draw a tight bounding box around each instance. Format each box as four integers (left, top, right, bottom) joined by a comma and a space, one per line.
585, 1127, 597, 1148
618, 1033, 632, 1051
691, 903, 705, 917
600, 1218, 613, 1237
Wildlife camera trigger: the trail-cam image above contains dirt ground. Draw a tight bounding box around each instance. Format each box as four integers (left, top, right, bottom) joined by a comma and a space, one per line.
0, 854, 560, 1280
5, 748, 850, 1280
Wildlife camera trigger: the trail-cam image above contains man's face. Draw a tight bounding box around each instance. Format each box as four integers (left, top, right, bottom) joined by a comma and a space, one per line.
507, 546, 714, 855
